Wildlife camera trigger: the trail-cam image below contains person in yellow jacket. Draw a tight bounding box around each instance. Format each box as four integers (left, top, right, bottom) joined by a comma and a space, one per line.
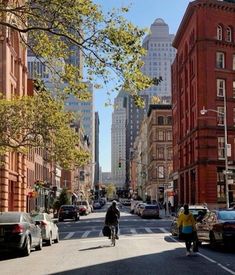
177, 204, 196, 256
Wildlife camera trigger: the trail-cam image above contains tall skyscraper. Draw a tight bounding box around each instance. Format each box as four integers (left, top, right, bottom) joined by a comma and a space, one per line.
141, 18, 176, 99
125, 19, 176, 189
111, 91, 127, 188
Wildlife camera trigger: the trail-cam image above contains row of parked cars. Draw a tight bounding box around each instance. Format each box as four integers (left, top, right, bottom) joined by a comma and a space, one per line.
0, 211, 59, 257
57, 198, 107, 222
130, 200, 160, 219
170, 204, 235, 248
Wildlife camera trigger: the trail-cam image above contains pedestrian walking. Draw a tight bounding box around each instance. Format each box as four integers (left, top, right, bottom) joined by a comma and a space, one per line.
163, 202, 167, 215
177, 204, 196, 256
168, 201, 172, 214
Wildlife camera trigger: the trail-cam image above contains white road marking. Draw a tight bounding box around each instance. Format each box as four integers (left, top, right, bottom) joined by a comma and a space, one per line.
130, 228, 137, 234
81, 231, 90, 238
64, 232, 75, 239
145, 227, 153, 233
160, 228, 235, 275
159, 227, 168, 233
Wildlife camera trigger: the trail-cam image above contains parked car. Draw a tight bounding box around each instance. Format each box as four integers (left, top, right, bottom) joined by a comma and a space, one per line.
140, 204, 160, 219
135, 203, 146, 216
58, 205, 80, 221
170, 205, 208, 238
196, 209, 235, 248
0, 211, 42, 256
77, 200, 91, 215
130, 200, 142, 214
31, 213, 59, 245
93, 201, 102, 210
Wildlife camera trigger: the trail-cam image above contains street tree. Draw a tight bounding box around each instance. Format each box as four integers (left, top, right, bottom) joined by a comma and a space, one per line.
106, 183, 116, 200
53, 188, 70, 211
0, 0, 161, 105
0, 90, 90, 169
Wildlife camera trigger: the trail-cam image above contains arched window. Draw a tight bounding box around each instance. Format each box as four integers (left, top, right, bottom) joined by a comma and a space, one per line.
226, 27, 232, 42
217, 25, 223, 41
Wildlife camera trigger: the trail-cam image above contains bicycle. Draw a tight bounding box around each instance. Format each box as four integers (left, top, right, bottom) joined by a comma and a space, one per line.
109, 225, 116, 246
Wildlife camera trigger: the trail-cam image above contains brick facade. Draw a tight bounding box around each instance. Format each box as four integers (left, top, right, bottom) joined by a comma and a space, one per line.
172, 0, 235, 208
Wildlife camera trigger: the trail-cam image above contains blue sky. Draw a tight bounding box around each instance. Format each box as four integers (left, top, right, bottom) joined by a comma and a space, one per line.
94, 0, 191, 172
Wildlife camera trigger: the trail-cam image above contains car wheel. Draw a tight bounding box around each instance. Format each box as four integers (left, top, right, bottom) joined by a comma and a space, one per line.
35, 236, 43, 251
21, 236, 31, 256
54, 232, 59, 243
46, 232, 52, 246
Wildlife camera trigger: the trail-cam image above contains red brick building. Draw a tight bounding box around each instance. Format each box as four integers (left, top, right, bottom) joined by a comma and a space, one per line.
172, 0, 235, 208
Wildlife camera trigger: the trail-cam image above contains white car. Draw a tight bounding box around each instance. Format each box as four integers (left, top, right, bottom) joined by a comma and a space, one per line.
31, 213, 59, 246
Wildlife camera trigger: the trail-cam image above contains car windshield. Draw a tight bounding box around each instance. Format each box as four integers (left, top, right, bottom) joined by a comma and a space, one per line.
61, 206, 74, 210
189, 209, 207, 217
218, 211, 235, 220
0, 212, 21, 223
77, 201, 87, 206
145, 205, 158, 210
31, 214, 44, 221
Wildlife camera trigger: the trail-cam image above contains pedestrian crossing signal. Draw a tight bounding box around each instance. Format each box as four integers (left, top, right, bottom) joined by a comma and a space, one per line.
118, 162, 121, 169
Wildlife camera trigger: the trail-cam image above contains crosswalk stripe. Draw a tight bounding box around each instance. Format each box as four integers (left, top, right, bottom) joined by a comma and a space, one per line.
64, 232, 75, 239
144, 227, 153, 233
81, 231, 90, 238
159, 227, 168, 233
130, 228, 137, 234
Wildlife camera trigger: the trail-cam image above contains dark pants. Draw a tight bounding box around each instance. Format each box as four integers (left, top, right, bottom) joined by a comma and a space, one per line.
183, 233, 194, 252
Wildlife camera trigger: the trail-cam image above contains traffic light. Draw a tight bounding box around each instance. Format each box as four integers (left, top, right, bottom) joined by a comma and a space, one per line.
118, 162, 121, 169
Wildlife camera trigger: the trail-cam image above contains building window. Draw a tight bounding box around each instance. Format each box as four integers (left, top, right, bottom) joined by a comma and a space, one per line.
166, 131, 172, 141
217, 106, 224, 125
167, 148, 173, 159
216, 52, 225, 69
217, 79, 225, 97
233, 108, 235, 126
167, 116, 172, 125
157, 147, 164, 159
233, 81, 235, 98
233, 54, 235, 70
158, 116, 164, 125
226, 27, 232, 42
158, 165, 165, 178
217, 25, 223, 41
158, 130, 164, 141
218, 137, 225, 159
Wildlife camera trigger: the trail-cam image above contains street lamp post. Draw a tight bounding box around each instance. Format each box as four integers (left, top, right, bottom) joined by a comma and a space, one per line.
200, 101, 230, 209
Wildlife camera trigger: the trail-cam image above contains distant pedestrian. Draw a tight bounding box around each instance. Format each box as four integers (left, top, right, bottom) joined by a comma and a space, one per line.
163, 202, 167, 215
177, 204, 196, 256
168, 201, 172, 214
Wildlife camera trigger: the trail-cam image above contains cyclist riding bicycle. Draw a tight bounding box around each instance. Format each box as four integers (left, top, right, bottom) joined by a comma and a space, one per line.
105, 200, 120, 239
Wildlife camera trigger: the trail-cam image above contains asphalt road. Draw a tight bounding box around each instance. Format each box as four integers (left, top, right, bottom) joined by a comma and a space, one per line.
0, 204, 235, 275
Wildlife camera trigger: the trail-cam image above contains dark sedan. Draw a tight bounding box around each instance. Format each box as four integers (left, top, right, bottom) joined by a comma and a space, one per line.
58, 205, 80, 221
196, 209, 235, 247
0, 211, 42, 256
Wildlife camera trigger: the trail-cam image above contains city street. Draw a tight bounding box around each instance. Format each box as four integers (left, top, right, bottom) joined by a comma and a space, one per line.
0, 204, 235, 275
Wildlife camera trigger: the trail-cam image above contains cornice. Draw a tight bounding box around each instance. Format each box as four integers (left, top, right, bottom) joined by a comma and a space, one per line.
173, 0, 235, 48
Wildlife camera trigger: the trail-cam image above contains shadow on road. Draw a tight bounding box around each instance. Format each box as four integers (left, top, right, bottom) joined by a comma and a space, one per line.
49, 247, 231, 275
79, 245, 111, 251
